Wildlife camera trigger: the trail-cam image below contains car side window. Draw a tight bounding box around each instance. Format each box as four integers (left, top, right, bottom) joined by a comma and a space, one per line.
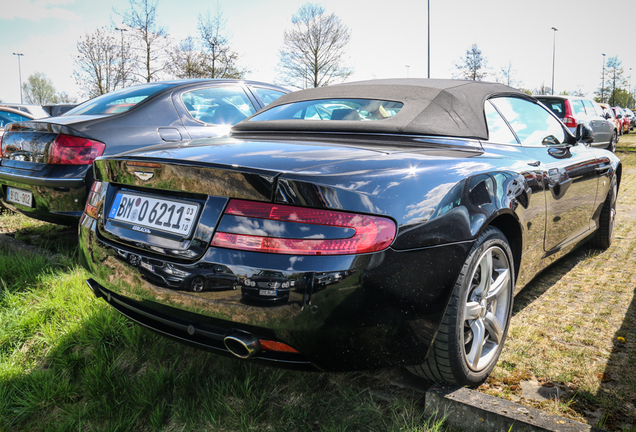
484, 101, 519, 144
591, 101, 605, 117
569, 99, 586, 116
181, 86, 257, 125
252, 87, 287, 106
490, 97, 566, 147
582, 100, 600, 117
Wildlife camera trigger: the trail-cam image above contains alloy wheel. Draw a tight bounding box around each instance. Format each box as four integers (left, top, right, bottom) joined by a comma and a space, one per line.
463, 245, 512, 372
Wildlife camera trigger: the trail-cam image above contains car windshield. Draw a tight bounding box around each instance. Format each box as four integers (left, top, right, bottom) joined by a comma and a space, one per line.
249, 99, 404, 121
64, 83, 175, 116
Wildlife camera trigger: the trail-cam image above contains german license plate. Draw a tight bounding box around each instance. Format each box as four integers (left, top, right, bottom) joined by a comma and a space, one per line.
259, 289, 277, 296
107, 191, 199, 237
6, 187, 33, 207
139, 261, 154, 272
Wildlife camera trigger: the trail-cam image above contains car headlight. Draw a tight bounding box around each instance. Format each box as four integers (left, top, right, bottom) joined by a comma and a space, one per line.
164, 264, 191, 278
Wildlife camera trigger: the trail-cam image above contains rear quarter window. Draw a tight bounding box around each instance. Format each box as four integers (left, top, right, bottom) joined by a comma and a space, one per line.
64, 83, 174, 116
537, 98, 565, 119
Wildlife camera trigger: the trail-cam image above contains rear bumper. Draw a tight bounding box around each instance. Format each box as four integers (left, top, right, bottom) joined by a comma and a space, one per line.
0, 170, 84, 188
0, 166, 87, 225
79, 213, 472, 371
85, 278, 316, 370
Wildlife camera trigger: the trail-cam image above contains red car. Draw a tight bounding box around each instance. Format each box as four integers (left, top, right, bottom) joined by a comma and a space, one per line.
612, 107, 630, 134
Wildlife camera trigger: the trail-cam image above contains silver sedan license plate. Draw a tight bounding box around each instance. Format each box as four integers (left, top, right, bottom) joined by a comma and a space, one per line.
7, 187, 33, 207
108, 192, 199, 237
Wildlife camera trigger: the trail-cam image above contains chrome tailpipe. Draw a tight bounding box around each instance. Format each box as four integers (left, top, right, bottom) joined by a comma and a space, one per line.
224, 332, 262, 359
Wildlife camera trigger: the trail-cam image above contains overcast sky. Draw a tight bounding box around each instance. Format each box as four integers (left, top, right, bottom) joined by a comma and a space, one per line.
1, 0, 635, 104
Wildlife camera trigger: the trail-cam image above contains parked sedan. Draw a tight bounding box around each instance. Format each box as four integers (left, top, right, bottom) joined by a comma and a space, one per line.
0, 107, 34, 137
0, 79, 289, 225
624, 108, 636, 131
242, 270, 291, 303
612, 107, 630, 135
79, 79, 620, 387
536, 95, 617, 151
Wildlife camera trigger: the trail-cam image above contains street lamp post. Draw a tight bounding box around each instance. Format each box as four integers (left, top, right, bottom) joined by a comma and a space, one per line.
427, 0, 430, 78
629, 68, 633, 109
602, 53, 606, 103
115, 27, 128, 88
12, 53, 24, 103
406, 65, 410, 78
551, 27, 558, 95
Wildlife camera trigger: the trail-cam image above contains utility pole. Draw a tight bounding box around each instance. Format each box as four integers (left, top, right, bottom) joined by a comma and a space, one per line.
551, 27, 557, 95
406, 65, 410, 78
602, 53, 606, 103
115, 27, 128, 88
12, 53, 24, 103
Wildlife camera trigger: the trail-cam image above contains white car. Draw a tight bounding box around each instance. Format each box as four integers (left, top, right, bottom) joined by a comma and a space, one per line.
0, 104, 49, 119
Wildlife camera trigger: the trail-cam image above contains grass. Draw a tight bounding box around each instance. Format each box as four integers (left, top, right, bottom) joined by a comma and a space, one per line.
0, 214, 449, 430
479, 140, 636, 431
2, 138, 636, 430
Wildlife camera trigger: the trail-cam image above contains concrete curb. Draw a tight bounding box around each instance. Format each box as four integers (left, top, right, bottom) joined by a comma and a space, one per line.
424, 383, 606, 432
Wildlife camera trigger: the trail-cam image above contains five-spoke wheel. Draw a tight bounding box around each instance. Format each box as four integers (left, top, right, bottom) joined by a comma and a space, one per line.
407, 226, 515, 387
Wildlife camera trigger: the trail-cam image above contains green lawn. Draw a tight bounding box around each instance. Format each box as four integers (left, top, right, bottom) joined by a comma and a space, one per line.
0, 215, 448, 431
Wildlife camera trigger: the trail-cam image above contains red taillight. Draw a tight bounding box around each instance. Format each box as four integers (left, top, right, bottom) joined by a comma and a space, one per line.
48, 134, 105, 165
84, 181, 103, 219
563, 100, 577, 127
211, 199, 396, 255
563, 116, 577, 127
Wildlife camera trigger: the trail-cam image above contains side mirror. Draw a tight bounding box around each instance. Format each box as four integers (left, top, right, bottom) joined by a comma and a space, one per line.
575, 124, 594, 144
541, 135, 561, 146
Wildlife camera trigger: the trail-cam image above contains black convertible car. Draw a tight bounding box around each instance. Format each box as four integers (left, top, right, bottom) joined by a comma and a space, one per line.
79, 79, 621, 386
0, 79, 288, 225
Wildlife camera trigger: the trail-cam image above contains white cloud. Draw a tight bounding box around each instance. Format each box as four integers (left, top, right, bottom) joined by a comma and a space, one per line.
4, 0, 80, 21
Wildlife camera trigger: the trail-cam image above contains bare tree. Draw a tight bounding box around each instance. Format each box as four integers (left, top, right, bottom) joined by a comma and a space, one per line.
595, 56, 625, 104
116, 0, 169, 82
454, 44, 489, 81
73, 27, 123, 97
197, 6, 248, 79
166, 36, 208, 79
532, 82, 552, 95
55, 92, 78, 103
278, 3, 353, 88
22, 72, 57, 105
497, 61, 522, 88
606, 56, 626, 107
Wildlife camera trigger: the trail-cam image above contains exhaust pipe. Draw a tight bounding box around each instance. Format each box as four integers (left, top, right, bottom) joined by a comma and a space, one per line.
224, 332, 262, 359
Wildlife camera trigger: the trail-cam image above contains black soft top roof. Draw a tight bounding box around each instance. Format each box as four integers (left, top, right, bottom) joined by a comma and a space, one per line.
232, 78, 531, 140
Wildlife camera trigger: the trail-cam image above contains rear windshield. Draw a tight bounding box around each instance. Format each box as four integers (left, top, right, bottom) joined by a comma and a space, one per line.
537, 98, 565, 119
249, 99, 404, 122
64, 83, 174, 116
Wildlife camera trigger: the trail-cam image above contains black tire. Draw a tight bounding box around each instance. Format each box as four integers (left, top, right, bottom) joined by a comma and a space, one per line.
608, 131, 617, 153
590, 182, 617, 250
191, 276, 205, 292
407, 226, 515, 387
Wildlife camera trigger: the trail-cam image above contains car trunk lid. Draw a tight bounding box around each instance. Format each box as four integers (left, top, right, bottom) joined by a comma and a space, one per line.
90, 139, 388, 260
1, 118, 107, 168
